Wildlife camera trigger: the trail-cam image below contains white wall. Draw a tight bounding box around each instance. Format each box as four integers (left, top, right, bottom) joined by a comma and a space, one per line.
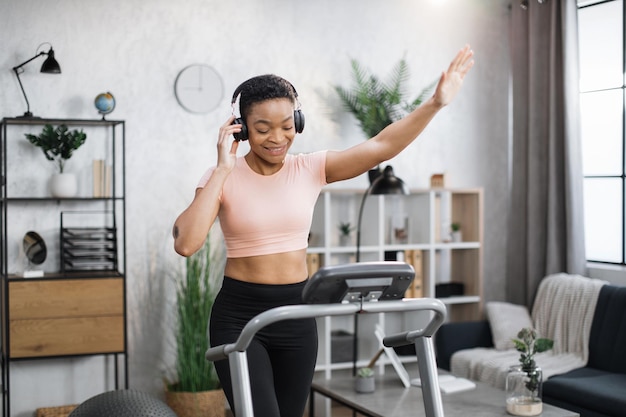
0, 0, 511, 414
588, 264, 626, 286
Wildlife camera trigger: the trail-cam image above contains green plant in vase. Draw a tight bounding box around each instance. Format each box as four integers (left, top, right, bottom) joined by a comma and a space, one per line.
334, 58, 436, 140
25, 124, 87, 198
506, 327, 553, 416
338, 221, 355, 237
25, 124, 87, 173
357, 367, 374, 378
355, 366, 375, 393
338, 221, 355, 246
450, 222, 462, 242
334, 58, 436, 183
512, 327, 553, 394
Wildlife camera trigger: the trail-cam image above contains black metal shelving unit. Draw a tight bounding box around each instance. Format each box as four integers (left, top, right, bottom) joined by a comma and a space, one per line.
0, 117, 127, 416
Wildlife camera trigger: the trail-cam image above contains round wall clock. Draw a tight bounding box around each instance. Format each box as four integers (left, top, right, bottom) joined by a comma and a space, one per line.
174, 64, 223, 114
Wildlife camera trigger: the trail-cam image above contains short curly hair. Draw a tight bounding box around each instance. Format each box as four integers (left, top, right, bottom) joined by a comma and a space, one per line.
233, 74, 298, 121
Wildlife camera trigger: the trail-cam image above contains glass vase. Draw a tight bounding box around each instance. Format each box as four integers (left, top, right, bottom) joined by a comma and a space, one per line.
505, 365, 543, 416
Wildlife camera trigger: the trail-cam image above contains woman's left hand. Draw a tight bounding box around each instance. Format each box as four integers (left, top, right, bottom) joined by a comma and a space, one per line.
433, 45, 474, 107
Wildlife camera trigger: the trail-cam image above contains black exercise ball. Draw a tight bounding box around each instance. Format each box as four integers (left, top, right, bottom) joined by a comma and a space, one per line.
68, 389, 176, 417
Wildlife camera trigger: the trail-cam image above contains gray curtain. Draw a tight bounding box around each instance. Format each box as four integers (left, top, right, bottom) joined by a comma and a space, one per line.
506, 0, 587, 308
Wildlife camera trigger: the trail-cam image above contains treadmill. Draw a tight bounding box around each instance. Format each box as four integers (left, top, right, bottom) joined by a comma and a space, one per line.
205, 261, 447, 417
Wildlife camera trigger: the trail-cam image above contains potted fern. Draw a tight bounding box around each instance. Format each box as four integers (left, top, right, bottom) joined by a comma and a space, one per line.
165, 234, 226, 417
24, 124, 87, 197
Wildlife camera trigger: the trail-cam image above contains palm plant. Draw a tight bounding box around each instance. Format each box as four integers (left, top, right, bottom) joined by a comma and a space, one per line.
167, 236, 224, 393
334, 58, 437, 139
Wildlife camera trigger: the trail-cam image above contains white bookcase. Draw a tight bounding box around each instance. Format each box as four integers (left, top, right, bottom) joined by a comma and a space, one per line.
307, 188, 483, 376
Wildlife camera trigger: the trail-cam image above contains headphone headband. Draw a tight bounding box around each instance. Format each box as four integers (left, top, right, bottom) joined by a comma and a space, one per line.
231, 78, 299, 105
230, 76, 304, 141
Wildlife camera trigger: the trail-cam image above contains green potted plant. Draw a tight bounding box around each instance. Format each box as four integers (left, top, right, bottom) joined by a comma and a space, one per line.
334, 58, 436, 183
450, 222, 462, 242
165, 234, 226, 417
338, 221, 355, 246
24, 124, 87, 197
355, 366, 375, 393
334, 58, 436, 140
355, 347, 384, 393
506, 327, 554, 416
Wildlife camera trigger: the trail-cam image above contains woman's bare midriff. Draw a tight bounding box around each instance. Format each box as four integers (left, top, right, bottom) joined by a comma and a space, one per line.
224, 248, 309, 284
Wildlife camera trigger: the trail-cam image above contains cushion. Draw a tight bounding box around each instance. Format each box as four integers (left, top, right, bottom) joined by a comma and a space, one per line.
485, 301, 532, 350
543, 367, 626, 417
434, 320, 493, 371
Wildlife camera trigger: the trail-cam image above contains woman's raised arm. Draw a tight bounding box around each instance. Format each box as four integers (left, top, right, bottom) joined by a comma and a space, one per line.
325, 45, 474, 184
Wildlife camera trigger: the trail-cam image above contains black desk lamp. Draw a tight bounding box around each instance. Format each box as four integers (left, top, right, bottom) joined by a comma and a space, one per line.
353, 165, 409, 373
356, 165, 410, 262
12, 43, 62, 118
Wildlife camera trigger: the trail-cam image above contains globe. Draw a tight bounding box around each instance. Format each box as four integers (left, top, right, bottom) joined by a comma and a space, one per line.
95, 92, 116, 118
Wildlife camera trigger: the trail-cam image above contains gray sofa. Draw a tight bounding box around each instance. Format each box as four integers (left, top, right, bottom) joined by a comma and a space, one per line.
434, 283, 626, 417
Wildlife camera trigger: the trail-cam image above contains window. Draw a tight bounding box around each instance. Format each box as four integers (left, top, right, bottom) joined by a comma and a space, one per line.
578, 0, 625, 263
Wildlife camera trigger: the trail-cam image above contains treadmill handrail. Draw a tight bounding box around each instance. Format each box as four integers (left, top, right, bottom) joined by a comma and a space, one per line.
205, 298, 446, 362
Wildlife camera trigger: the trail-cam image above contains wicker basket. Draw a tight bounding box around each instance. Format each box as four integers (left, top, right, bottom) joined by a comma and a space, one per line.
35, 405, 78, 417
165, 389, 225, 417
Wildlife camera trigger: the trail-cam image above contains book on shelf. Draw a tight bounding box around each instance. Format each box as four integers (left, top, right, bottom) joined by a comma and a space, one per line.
403, 249, 423, 298
93, 159, 103, 197
92, 159, 112, 197
104, 163, 112, 197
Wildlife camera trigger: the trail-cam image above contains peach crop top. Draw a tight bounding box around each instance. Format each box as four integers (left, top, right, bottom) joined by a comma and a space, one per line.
197, 151, 327, 258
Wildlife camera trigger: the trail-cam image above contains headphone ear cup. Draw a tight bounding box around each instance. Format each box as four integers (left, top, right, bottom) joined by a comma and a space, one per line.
232, 117, 248, 141
294, 110, 305, 134
233, 110, 302, 140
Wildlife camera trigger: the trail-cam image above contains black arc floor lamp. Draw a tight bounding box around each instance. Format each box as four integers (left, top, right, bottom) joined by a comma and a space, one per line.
356, 165, 410, 262
12, 43, 62, 118
353, 165, 409, 373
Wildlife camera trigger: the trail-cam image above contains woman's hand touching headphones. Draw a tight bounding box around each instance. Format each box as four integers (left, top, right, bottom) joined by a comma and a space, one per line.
216, 115, 240, 172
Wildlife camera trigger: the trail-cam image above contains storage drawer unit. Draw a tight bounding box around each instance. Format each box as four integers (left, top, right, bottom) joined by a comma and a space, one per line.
8, 277, 124, 358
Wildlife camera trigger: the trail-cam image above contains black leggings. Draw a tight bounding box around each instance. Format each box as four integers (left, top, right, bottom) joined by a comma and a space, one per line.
209, 276, 318, 417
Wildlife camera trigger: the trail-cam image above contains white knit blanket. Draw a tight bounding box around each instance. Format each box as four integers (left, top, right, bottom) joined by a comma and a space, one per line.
450, 273, 607, 389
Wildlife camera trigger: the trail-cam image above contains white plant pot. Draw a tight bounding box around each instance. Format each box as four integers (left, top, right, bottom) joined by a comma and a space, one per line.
50, 173, 77, 198
355, 376, 375, 393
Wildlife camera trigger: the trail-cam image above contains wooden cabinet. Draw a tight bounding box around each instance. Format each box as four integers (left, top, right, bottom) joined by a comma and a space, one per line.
0, 118, 127, 416
8, 277, 124, 358
308, 188, 483, 375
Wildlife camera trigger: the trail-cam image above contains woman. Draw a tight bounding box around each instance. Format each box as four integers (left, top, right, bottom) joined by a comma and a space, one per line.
173, 45, 474, 416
